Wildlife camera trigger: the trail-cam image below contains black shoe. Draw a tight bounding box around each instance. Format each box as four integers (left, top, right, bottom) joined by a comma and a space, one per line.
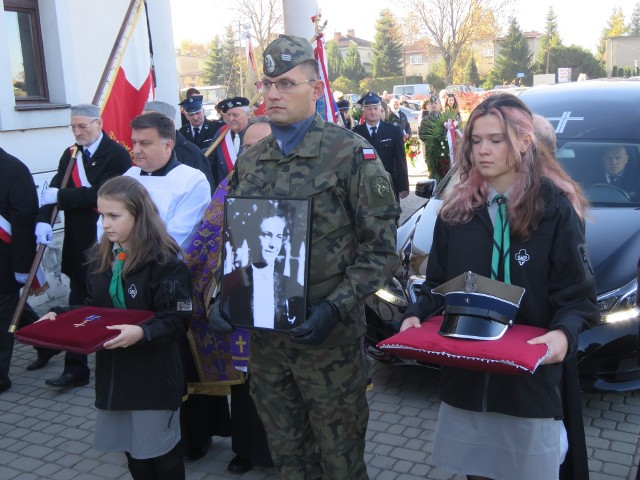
227, 455, 253, 474
0, 382, 11, 394
185, 438, 211, 461
26, 355, 54, 371
45, 373, 89, 388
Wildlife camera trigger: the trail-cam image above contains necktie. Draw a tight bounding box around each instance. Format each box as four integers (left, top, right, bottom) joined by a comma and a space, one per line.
491, 194, 511, 284
84, 148, 91, 164
370, 126, 377, 143
193, 126, 200, 143
109, 249, 127, 309
609, 175, 618, 184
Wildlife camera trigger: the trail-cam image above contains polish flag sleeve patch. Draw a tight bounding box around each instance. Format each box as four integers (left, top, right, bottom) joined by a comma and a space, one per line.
362, 147, 377, 160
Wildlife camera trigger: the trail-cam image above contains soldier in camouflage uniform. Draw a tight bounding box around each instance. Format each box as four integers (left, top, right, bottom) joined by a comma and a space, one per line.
210, 34, 400, 479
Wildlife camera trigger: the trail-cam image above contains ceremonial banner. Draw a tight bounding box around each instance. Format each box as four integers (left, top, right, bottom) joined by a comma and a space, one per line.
96, 0, 155, 152
313, 33, 341, 125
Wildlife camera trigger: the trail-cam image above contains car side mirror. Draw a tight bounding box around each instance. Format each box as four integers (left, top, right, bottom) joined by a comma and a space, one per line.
415, 179, 436, 199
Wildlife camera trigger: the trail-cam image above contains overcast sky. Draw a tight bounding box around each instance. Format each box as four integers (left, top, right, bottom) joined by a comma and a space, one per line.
170, 0, 639, 54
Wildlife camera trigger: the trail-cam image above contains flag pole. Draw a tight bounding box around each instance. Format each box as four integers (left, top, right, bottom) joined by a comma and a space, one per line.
92, 0, 141, 105
9, 148, 80, 333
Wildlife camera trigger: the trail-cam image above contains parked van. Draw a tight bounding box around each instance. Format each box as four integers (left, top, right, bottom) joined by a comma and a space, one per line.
392, 83, 432, 99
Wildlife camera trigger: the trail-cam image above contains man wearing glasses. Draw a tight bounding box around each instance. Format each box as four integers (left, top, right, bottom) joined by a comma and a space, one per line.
214, 35, 399, 479
30, 104, 131, 387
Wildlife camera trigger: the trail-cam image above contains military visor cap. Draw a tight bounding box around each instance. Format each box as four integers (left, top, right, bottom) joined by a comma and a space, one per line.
433, 271, 525, 341
263, 34, 315, 77
179, 94, 204, 114
357, 91, 381, 106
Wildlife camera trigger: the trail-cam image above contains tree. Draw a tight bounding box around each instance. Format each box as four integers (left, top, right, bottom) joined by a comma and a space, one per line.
597, 7, 629, 62
486, 18, 531, 87
401, 0, 504, 84
463, 56, 480, 86
221, 25, 241, 96
537, 7, 562, 74
331, 76, 358, 95
371, 9, 403, 78
325, 41, 343, 80
628, 2, 640, 36
178, 40, 208, 57
236, 0, 283, 68
342, 44, 367, 83
546, 45, 606, 80
203, 37, 225, 86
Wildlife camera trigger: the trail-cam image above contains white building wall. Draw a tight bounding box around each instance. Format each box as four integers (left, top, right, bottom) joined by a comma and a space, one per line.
0, 0, 178, 305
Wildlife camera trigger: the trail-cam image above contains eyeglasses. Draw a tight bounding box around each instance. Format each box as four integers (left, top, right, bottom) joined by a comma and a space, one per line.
70, 118, 99, 131
257, 79, 317, 92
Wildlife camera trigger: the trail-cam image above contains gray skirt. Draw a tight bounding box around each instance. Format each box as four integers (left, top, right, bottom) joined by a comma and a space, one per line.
94, 408, 181, 460
432, 402, 568, 480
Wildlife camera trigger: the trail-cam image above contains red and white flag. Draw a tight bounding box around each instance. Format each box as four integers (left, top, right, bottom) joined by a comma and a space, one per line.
313, 33, 341, 125
98, 0, 154, 153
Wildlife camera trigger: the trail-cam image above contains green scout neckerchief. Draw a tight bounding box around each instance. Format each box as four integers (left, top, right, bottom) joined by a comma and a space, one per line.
109, 249, 127, 309
490, 194, 511, 284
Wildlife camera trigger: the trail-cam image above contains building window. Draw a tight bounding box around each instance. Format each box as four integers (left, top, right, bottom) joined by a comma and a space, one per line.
4, 0, 49, 102
409, 55, 423, 65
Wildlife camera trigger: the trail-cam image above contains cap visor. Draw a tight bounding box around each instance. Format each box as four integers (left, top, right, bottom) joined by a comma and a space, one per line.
438, 314, 508, 341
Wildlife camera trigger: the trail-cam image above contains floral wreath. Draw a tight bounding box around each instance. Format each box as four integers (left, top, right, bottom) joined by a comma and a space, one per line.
419, 110, 459, 182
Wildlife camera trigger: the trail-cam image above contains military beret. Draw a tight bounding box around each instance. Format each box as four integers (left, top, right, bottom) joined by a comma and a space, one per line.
357, 91, 382, 106
70, 103, 100, 118
179, 94, 204, 114
263, 34, 315, 77
217, 96, 250, 113
429, 94, 439, 103
143, 100, 177, 119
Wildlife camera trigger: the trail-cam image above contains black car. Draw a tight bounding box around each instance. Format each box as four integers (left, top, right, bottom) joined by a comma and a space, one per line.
365, 80, 640, 392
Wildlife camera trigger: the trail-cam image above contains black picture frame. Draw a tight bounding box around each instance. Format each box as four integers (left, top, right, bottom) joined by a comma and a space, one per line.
221, 196, 311, 332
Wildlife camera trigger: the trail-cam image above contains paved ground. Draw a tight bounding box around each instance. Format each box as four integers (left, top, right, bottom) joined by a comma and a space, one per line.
2, 160, 640, 479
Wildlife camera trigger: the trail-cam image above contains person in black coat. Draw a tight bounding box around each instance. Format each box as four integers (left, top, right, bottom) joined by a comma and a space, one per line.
178, 94, 224, 155
143, 100, 215, 194
0, 148, 39, 394
400, 94, 599, 480
352, 92, 409, 201
32, 103, 132, 386
209, 97, 251, 188
594, 145, 639, 201
39, 176, 192, 479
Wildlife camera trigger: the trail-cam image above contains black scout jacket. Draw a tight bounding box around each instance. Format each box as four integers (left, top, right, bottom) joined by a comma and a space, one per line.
404, 179, 599, 419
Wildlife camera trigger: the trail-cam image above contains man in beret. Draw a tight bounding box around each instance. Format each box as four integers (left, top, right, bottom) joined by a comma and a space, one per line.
178, 94, 223, 154
32, 104, 132, 386
210, 34, 399, 479
353, 92, 409, 201
143, 100, 215, 194
208, 96, 251, 186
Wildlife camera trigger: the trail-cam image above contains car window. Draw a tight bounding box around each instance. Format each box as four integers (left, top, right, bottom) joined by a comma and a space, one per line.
557, 142, 640, 206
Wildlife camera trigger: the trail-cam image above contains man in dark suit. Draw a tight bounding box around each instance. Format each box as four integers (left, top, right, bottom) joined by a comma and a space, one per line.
209, 97, 251, 187
178, 94, 224, 155
598, 146, 639, 201
0, 148, 39, 394
353, 92, 409, 201
143, 100, 215, 194
32, 104, 132, 387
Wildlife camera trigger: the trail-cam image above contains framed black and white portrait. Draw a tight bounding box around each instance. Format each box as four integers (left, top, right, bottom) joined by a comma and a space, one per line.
221, 196, 311, 331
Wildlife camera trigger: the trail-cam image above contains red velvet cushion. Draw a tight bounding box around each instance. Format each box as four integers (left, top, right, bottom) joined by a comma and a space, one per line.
15, 307, 154, 354
376, 315, 549, 375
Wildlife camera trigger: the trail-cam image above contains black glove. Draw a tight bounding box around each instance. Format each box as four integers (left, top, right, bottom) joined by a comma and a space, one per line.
290, 300, 339, 345
207, 297, 234, 334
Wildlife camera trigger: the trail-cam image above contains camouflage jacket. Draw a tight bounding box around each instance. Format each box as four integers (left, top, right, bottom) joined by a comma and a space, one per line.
230, 114, 400, 347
